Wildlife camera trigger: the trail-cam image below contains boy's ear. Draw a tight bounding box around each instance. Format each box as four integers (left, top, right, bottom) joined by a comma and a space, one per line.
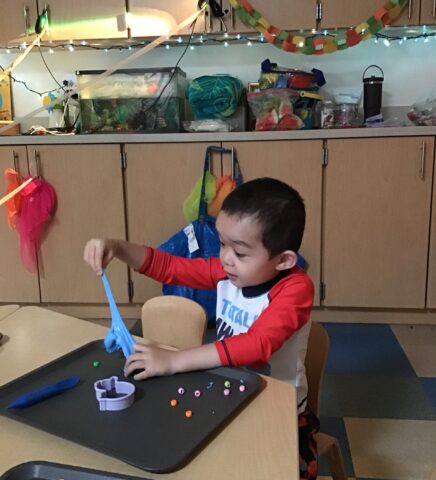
275, 250, 297, 271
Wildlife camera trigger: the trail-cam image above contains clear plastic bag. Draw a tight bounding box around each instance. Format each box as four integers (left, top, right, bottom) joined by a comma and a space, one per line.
247, 89, 309, 131
407, 98, 436, 126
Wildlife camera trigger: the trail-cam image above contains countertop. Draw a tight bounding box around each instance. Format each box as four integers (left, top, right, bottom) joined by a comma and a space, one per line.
1, 126, 436, 145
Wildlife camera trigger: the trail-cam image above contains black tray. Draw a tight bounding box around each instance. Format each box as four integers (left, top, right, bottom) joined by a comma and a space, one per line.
0, 340, 263, 473
0, 461, 149, 480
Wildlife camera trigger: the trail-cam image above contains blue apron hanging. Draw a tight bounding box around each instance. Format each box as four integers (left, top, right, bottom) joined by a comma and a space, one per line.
158, 146, 242, 326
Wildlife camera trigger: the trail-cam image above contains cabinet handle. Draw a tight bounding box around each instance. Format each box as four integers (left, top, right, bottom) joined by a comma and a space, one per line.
204, 5, 213, 33
420, 141, 426, 180
23, 5, 30, 34
12, 150, 19, 173
33, 150, 42, 178
230, 6, 235, 29
408, 0, 413, 19
433, 0, 436, 18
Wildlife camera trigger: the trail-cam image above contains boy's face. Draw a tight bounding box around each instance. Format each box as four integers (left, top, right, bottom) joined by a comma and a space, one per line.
216, 211, 285, 288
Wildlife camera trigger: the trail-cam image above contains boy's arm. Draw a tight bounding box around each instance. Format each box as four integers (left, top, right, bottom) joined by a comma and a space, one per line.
83, 238, 146, 275
137, 246, 226, 290
84, 240, 226, 288
114, 240, 148, 269
215, 275, 314, 368
124, 343, 221, 380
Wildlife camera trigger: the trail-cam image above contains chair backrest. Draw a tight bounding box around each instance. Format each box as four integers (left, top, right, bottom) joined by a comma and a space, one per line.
141, 296, 207, 350
304, 322, 330, 416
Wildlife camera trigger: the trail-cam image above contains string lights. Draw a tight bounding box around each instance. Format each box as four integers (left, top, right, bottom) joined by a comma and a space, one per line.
1, 25, 435, 57
0, 24, 434, 100
373, 26, 436, 45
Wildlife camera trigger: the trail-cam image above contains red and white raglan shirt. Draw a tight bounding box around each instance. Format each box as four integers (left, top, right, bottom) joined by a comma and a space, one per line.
136, 247, 314, 413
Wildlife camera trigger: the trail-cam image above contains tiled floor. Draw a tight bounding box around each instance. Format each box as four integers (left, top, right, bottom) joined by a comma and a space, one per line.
318, 323, 436, 480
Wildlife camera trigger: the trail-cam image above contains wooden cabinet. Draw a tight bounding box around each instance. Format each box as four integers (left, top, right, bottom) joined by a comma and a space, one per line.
318, 0, 420, 29
420, 0, 436, 25
0, 147, 40, 303
40, 0, 127, 41
222, 140, 323, 306
427, 153, 436, 308
124, 142, 218, 303
1, 135, 435, 315
323, 137, 434, 308
27, 144, 128, 303
129, 0, 206, 37
217, 0, 317, 33
0, 1, 38, 44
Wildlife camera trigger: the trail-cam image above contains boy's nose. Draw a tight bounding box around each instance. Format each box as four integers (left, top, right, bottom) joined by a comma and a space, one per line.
220, 250, 233, 267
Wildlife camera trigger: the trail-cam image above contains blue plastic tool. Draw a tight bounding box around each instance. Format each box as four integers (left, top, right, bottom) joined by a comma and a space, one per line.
6, 376, 80, 409
101, 271, 134, 358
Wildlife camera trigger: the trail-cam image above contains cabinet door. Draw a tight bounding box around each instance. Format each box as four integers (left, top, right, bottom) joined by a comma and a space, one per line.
0, 1, 38, 44
0, 147, 40, 302
27, 145, 128, 303
223, 140, 323, 306
124, 143, 218, 303
41, 0, 127, 41
420, 0, 436, 25
319, 0, 420, 29
427, 152, 436, 308
129, 0, 206, 37
219, 0, 316, 33
324, 137, 434, 308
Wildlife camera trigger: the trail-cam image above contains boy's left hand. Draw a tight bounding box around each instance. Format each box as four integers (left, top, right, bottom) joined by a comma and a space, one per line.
124, 343, 177, 381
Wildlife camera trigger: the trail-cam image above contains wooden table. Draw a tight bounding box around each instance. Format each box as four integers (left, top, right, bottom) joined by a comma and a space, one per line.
0, 304, 19, 321
0, 306, 299, 479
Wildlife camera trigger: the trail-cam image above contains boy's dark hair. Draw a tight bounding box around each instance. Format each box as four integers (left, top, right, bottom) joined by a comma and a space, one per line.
221, 177, 305, 256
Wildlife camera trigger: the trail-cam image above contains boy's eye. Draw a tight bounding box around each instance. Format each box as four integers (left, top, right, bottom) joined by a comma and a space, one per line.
235, 251, 246, 259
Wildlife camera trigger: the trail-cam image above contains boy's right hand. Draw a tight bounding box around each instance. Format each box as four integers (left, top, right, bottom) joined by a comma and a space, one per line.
83, 238, 119, 276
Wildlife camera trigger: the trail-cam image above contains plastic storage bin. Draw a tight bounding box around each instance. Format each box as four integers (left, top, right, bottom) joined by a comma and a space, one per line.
76, 68, 187, 133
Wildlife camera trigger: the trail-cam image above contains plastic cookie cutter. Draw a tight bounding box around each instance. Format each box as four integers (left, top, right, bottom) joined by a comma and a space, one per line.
101, 271, 135, 358
94, 376, 135, 411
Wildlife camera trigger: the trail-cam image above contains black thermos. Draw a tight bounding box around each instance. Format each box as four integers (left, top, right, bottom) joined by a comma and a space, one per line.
363, 65, 384, 120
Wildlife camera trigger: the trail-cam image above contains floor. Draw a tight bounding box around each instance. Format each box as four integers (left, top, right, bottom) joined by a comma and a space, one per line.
93, 318, 436, 480
317, 323, 436, 480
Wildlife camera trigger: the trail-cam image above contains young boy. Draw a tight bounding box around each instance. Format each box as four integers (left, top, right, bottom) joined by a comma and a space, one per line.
83, 177, 318, 479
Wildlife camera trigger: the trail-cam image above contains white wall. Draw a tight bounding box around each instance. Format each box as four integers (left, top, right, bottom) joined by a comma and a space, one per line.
1, 36, 435, 126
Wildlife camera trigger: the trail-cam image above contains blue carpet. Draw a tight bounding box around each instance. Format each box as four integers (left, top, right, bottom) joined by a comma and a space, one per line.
318, 416, 355, 477
323, 323, 416, 377
420, 377, 436, 409
321, 374, 436, 420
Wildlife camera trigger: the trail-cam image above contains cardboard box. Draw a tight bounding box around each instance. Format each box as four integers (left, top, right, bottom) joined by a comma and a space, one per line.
0, 121, 20, 135
0, 77, 12, 121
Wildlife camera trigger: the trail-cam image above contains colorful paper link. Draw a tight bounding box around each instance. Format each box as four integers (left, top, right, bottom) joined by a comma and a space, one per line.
230, 0, 409, 55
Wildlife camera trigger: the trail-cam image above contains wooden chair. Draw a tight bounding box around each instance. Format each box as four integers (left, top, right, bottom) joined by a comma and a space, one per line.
305, 322, 348, 480
141, 296, 207, 350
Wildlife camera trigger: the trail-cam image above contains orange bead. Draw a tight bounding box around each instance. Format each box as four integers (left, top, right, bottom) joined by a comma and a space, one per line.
170, 399, 178, 407
185, 409, 193, 418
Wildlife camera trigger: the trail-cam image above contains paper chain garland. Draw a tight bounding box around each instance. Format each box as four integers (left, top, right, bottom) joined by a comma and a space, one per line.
228, 0, 408, 55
